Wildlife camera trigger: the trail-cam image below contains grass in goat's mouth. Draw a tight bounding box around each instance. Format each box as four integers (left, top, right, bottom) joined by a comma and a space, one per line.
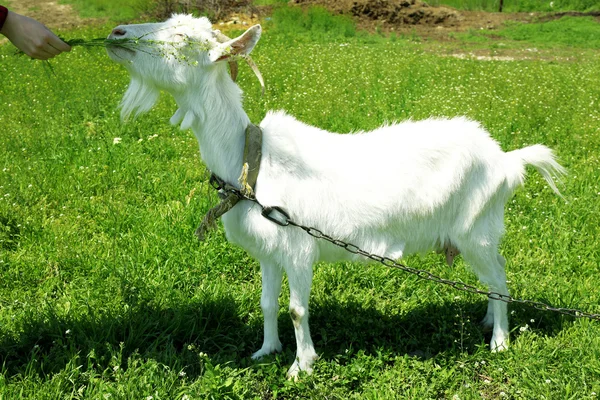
13, 38, 148, 57
66, 38, 162, 53
66, 38, 136, 48
16, 37, 211, 57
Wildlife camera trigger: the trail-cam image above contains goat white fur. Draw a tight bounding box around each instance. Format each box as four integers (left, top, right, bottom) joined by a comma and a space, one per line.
108, 14, 566, 378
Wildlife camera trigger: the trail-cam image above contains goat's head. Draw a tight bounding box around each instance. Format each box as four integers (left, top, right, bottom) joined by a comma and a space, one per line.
107, 14, 261, 119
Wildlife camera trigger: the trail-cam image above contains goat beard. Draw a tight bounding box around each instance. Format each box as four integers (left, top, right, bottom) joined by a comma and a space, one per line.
120, 75, 160, 120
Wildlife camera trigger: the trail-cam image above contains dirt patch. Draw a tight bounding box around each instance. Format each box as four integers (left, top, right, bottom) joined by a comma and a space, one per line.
4, 0, 97, 30
293, 0, 460, 26
216, 12, 262, 30
289, 0, 532, 37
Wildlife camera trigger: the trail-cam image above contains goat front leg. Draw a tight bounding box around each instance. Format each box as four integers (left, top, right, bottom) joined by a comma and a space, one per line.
252, 261, 284, 359
285, 262, 318, 379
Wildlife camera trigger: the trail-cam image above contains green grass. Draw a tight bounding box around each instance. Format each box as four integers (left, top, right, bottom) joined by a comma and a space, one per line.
429, 0, 600, 12
2, 8, 600, 399
267, 6, 357, 39
493, 16, 600, 48
58, 0, 141, 21
254, 0, 290, 5
456, 16, 600, 50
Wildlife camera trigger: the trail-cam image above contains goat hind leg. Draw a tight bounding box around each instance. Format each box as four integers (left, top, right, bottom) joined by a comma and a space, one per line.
481, 298, 495, 331
285, 262, 318, 379
252, 260, 284, 359
463, 249, 510, 352
480, 254, 507, 331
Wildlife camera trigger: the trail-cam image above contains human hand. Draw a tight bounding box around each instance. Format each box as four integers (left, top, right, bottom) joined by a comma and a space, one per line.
0, 11, 71, 60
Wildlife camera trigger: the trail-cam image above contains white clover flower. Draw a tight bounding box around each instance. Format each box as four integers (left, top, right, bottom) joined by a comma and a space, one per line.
113, 137, 122, 145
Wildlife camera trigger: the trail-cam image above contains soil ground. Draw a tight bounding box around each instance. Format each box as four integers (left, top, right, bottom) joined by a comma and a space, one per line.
290, 0, 534, 38
4, 0, 94, 30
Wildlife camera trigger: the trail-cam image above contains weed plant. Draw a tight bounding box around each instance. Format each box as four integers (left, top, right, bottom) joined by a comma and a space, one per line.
1, 7, 600, 399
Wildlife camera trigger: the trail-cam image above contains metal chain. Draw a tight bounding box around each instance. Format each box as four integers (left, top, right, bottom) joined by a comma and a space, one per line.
217, 180, 600, 321
283, 219, 600, 320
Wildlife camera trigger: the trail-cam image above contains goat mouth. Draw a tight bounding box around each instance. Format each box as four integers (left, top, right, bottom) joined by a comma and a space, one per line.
107, 45, 136, 59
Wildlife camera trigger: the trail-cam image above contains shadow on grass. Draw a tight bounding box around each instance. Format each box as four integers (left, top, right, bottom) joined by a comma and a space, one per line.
308, 296, 568, 361
0, 294, 569, 380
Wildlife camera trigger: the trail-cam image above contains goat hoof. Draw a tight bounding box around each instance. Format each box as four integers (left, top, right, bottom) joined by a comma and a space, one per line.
251, 341, 282, 360
286, 351, 318, 379
286, 360, 313, 381
490, 337, 509, 353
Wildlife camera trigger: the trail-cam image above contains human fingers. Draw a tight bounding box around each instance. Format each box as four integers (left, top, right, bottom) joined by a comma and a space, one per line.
47, 34, 71, 53
7, 13, 70, 59
28, 30, 69, 59
28, 46, 56, 60
44, 41, 62, 56
23, 35, 59, 59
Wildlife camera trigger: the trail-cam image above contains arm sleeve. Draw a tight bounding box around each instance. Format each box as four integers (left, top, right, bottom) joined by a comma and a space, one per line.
0, 6, 8, 32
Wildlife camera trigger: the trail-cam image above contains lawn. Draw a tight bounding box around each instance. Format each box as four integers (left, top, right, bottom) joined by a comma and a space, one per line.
1, 6, 600, 399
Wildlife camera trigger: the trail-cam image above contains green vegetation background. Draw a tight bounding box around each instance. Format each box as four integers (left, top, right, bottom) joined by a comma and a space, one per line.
58, 0, 600, 20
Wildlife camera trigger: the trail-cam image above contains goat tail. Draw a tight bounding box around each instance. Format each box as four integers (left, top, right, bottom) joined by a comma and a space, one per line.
505, 144, 567, 197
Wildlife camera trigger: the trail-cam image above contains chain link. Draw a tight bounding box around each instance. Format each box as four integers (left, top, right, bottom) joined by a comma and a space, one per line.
222, 183, 600, 321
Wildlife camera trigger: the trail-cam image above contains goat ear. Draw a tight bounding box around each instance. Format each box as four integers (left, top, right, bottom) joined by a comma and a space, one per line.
208, 25, 261, 63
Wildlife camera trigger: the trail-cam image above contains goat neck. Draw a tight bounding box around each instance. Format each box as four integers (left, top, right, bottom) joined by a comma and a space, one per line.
171, 63, 251, 187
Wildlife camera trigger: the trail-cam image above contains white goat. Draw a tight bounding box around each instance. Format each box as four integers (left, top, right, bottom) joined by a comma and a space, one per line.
107, 14, 565, 378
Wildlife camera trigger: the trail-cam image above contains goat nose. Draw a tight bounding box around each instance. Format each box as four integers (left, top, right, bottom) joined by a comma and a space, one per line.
111, 28, 127, 37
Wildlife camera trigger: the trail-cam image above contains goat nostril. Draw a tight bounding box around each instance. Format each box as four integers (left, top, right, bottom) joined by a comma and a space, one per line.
111, 28, 127, 37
